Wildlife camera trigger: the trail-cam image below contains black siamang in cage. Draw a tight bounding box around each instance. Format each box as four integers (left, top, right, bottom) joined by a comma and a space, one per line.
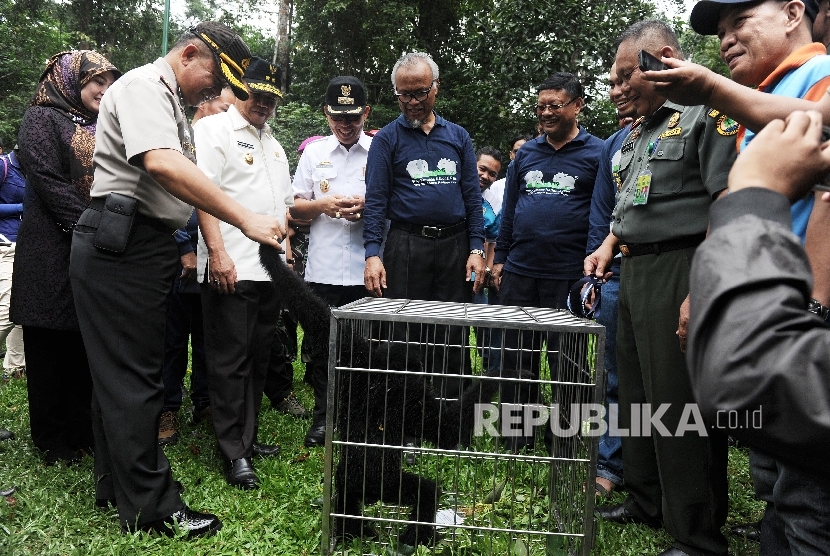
260, 245, 516, 547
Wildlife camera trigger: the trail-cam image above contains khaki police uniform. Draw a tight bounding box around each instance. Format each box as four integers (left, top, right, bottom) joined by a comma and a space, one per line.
70, 58, 197, 530
611, 101, 736, 555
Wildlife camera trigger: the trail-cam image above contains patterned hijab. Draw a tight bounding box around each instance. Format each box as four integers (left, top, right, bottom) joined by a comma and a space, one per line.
31, 50, 120, 131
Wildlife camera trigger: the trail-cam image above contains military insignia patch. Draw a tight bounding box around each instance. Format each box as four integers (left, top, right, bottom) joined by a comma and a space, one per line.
658, 127, 682, 139
320, 179, 330, 193
708, 109, 720, 119
716, 115, 739, 136
667, 112, 680, 128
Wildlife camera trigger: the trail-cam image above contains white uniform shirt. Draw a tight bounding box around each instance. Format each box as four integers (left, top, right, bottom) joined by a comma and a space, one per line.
194, 105, 293, 282
484, 178, 506, 217
292, 133, 372, 285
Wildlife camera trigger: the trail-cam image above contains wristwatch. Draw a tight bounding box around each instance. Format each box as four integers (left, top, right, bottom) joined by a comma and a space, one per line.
807, 298, 830, 324
470, 249, 485, 259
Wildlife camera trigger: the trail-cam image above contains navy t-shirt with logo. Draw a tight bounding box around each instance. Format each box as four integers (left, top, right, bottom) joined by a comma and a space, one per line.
494, 129, 603, 280
363, 113, 484, 258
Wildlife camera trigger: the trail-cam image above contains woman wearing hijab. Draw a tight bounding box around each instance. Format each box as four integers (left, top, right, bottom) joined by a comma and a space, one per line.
14, 50, 119, 465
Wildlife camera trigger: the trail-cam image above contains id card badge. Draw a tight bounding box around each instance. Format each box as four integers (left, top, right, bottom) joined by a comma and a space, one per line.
633, 168, 651, 206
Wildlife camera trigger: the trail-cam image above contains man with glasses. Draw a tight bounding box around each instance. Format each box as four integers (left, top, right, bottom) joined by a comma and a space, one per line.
584, 20, 735, 556
193, 57, 292, 490
363, 51, 485, 400
71, 22, 284, 538
491, 72, 603, 453
290, 76, 372, 448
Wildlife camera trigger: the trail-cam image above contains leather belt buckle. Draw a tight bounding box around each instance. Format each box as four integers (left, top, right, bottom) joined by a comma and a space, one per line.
421, 226, 441, 238
620, 244, 630, 257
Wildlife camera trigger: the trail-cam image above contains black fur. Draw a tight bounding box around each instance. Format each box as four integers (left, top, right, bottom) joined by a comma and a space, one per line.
259, 245, 512, 547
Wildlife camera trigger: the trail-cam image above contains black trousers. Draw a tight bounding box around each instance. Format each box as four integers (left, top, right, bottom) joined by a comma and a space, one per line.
382, 227, 473, 398
23, 326, 93, 454
303, 283, 366, 425
70, 217, 183, 530
162, 285, 209, 412
201, 280, 279, 461
496, 271, 573, 446
617, 248, 728, 555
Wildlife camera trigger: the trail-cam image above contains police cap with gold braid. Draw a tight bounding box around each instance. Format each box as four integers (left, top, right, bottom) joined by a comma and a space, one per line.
189, 21, 252, 101
243, 57, 284, 98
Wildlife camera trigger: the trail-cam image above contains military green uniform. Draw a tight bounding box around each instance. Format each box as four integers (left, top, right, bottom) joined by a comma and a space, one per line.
611, 101, 736, 556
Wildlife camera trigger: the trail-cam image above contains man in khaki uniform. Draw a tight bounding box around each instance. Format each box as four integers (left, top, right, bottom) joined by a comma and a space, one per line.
585, 20, 735, 556
70, 22, 284, 538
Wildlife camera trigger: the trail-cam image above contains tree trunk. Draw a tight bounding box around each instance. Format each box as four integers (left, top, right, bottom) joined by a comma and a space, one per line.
273, 0, 292, 95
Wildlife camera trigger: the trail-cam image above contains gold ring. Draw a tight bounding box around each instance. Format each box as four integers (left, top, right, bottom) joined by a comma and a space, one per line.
356, 212, 361, 220
272, 234, 281, 242
335, 211, 341, 219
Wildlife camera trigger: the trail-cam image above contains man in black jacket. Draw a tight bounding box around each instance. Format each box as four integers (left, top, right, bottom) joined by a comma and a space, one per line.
688, 110, 830, 552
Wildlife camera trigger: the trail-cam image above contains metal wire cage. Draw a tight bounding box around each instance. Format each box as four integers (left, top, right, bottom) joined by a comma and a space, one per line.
321, 298, 605, 556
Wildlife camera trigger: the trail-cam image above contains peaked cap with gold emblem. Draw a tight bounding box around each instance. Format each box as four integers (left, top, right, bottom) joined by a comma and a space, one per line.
325, 76, 367, 115
243, 57, 283, 98
189, 21, 252, 101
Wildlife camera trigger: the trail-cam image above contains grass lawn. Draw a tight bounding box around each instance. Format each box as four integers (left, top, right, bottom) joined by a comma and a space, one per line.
0, 345, 764, 555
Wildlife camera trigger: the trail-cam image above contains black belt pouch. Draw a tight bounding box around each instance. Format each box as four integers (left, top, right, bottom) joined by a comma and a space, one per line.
93, 193, 137, 253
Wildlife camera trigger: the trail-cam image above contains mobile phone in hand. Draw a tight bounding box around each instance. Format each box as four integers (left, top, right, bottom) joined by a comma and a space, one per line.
639, 50, 669, 72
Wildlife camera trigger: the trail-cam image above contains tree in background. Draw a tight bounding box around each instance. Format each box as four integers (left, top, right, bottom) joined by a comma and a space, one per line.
0, 0, 705, 158
289, 0, 668, 154
0, 0, 65, 146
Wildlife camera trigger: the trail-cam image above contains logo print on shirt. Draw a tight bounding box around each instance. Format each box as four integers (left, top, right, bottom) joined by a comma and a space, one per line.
405, 158, 459, 185
523, 171, 577, 194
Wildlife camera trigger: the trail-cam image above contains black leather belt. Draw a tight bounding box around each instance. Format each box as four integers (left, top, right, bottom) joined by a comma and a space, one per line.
619, 233, 706, 257
390, 220, 466, 239
86, 196, 176, 235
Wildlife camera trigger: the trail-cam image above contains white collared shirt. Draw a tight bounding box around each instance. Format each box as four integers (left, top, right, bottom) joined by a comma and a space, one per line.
292, 133, 371, 285
194, 105, 293, 282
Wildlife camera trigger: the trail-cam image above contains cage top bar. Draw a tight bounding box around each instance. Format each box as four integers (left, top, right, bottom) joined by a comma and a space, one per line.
332, 297, 604, 333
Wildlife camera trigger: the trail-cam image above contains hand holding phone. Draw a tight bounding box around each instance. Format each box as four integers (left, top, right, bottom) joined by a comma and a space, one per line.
639, 50, 669, 72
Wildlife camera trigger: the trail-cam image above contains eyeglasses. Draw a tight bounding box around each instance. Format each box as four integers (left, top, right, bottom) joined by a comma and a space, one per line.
328, 114, 363, 123
535, 98, 578, 114
251, 93, 278, 108
395, 80, 437, 103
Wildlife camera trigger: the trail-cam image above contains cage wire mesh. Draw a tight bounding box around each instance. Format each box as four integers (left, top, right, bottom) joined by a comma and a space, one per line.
321, 298, 605, 556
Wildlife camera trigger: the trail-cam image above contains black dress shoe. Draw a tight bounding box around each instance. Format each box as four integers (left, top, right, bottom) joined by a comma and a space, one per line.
95, 498, 116, 510
657, 549, 690, 556
0, 429, 14, 441
44, 446, 82, 466
729, 521, 760, 542
139, 505, 222, 539
226, 458, 259, 490
594, 503, 661, 527
252, 442, 281, 457
304, 424, 326, 447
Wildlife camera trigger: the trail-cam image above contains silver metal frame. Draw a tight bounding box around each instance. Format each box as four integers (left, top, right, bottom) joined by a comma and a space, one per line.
321, 298, 605, 555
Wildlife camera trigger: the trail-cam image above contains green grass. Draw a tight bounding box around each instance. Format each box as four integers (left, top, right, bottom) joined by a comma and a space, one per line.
0, 340, 763, 555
